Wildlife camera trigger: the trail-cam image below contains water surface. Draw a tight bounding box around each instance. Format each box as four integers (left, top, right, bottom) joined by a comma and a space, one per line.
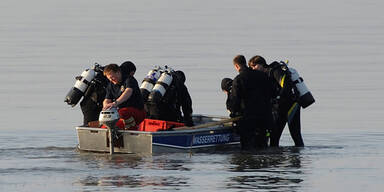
1, 0, 383, 191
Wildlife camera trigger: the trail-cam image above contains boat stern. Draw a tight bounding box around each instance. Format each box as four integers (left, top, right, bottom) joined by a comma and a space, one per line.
76, 127, 153, 154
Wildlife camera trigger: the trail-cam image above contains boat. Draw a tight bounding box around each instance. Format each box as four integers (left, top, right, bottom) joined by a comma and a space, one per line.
76, 114, 240, 154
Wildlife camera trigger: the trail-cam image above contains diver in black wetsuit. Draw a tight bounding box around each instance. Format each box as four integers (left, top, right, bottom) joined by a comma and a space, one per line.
229, 55, 274, 150
146, 70, 194, 126
248, 55, 309, 147
173, 70, 194, 126
79, 66, 109, 126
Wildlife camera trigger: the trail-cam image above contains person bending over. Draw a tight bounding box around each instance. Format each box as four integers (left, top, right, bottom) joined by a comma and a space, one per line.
248, 55, 304, 147
103, 63, 146, 129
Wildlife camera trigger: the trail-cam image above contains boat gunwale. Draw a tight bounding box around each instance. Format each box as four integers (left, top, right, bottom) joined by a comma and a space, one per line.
75, 124, 234, 135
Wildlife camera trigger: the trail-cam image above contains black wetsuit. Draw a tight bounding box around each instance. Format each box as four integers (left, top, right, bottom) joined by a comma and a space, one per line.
80, 74, 109, 126
267, 62, 304, 147
229, 67, 274, 150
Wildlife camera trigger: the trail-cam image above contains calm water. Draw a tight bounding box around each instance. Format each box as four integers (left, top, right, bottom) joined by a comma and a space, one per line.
1, 0, 383, 191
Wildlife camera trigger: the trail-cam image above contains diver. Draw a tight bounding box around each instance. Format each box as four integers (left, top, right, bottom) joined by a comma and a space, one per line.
143, 67, 194, 126
64, 63, 109, 126
79, 74, 109, 126
173, 70, 194, 126
248, 55, 315, 147
229, 55, 274, 150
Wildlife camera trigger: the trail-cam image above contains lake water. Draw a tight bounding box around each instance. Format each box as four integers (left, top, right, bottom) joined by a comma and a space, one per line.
1, 0, 383, 191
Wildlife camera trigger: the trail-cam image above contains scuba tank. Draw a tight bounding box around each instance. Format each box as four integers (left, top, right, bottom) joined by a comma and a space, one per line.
64, 63, 103, 107
271, 61, 315, 109
140, 66, 162, 102
288, 67, 315, 108
148, 66, 173, 104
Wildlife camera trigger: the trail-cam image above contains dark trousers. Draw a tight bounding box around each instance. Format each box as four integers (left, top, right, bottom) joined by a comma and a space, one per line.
238, 118, 268, 150
270, 102, 304, 147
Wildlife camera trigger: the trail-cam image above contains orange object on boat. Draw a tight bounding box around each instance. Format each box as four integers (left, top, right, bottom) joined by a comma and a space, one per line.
138, 119, 185, 132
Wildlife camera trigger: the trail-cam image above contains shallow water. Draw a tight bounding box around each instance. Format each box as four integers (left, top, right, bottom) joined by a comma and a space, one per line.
1, 0, 384, 191
1, 130, 383, 192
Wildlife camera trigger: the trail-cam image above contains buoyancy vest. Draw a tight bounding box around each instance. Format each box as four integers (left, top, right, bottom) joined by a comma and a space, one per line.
268, 61, 315, 108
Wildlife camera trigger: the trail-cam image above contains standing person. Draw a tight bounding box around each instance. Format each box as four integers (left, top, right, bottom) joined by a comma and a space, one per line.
229, 55, 274, 150
103, 63, 146, 129
248, 55, 305, 147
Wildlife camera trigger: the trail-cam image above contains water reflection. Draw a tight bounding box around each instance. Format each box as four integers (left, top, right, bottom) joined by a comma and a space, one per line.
227, 147, 305, 191
142, 156, 192, 171
75, 153, 191, 189
77, 153, 144, 169
73, 148, 308, 190
77, 175, 189, 188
